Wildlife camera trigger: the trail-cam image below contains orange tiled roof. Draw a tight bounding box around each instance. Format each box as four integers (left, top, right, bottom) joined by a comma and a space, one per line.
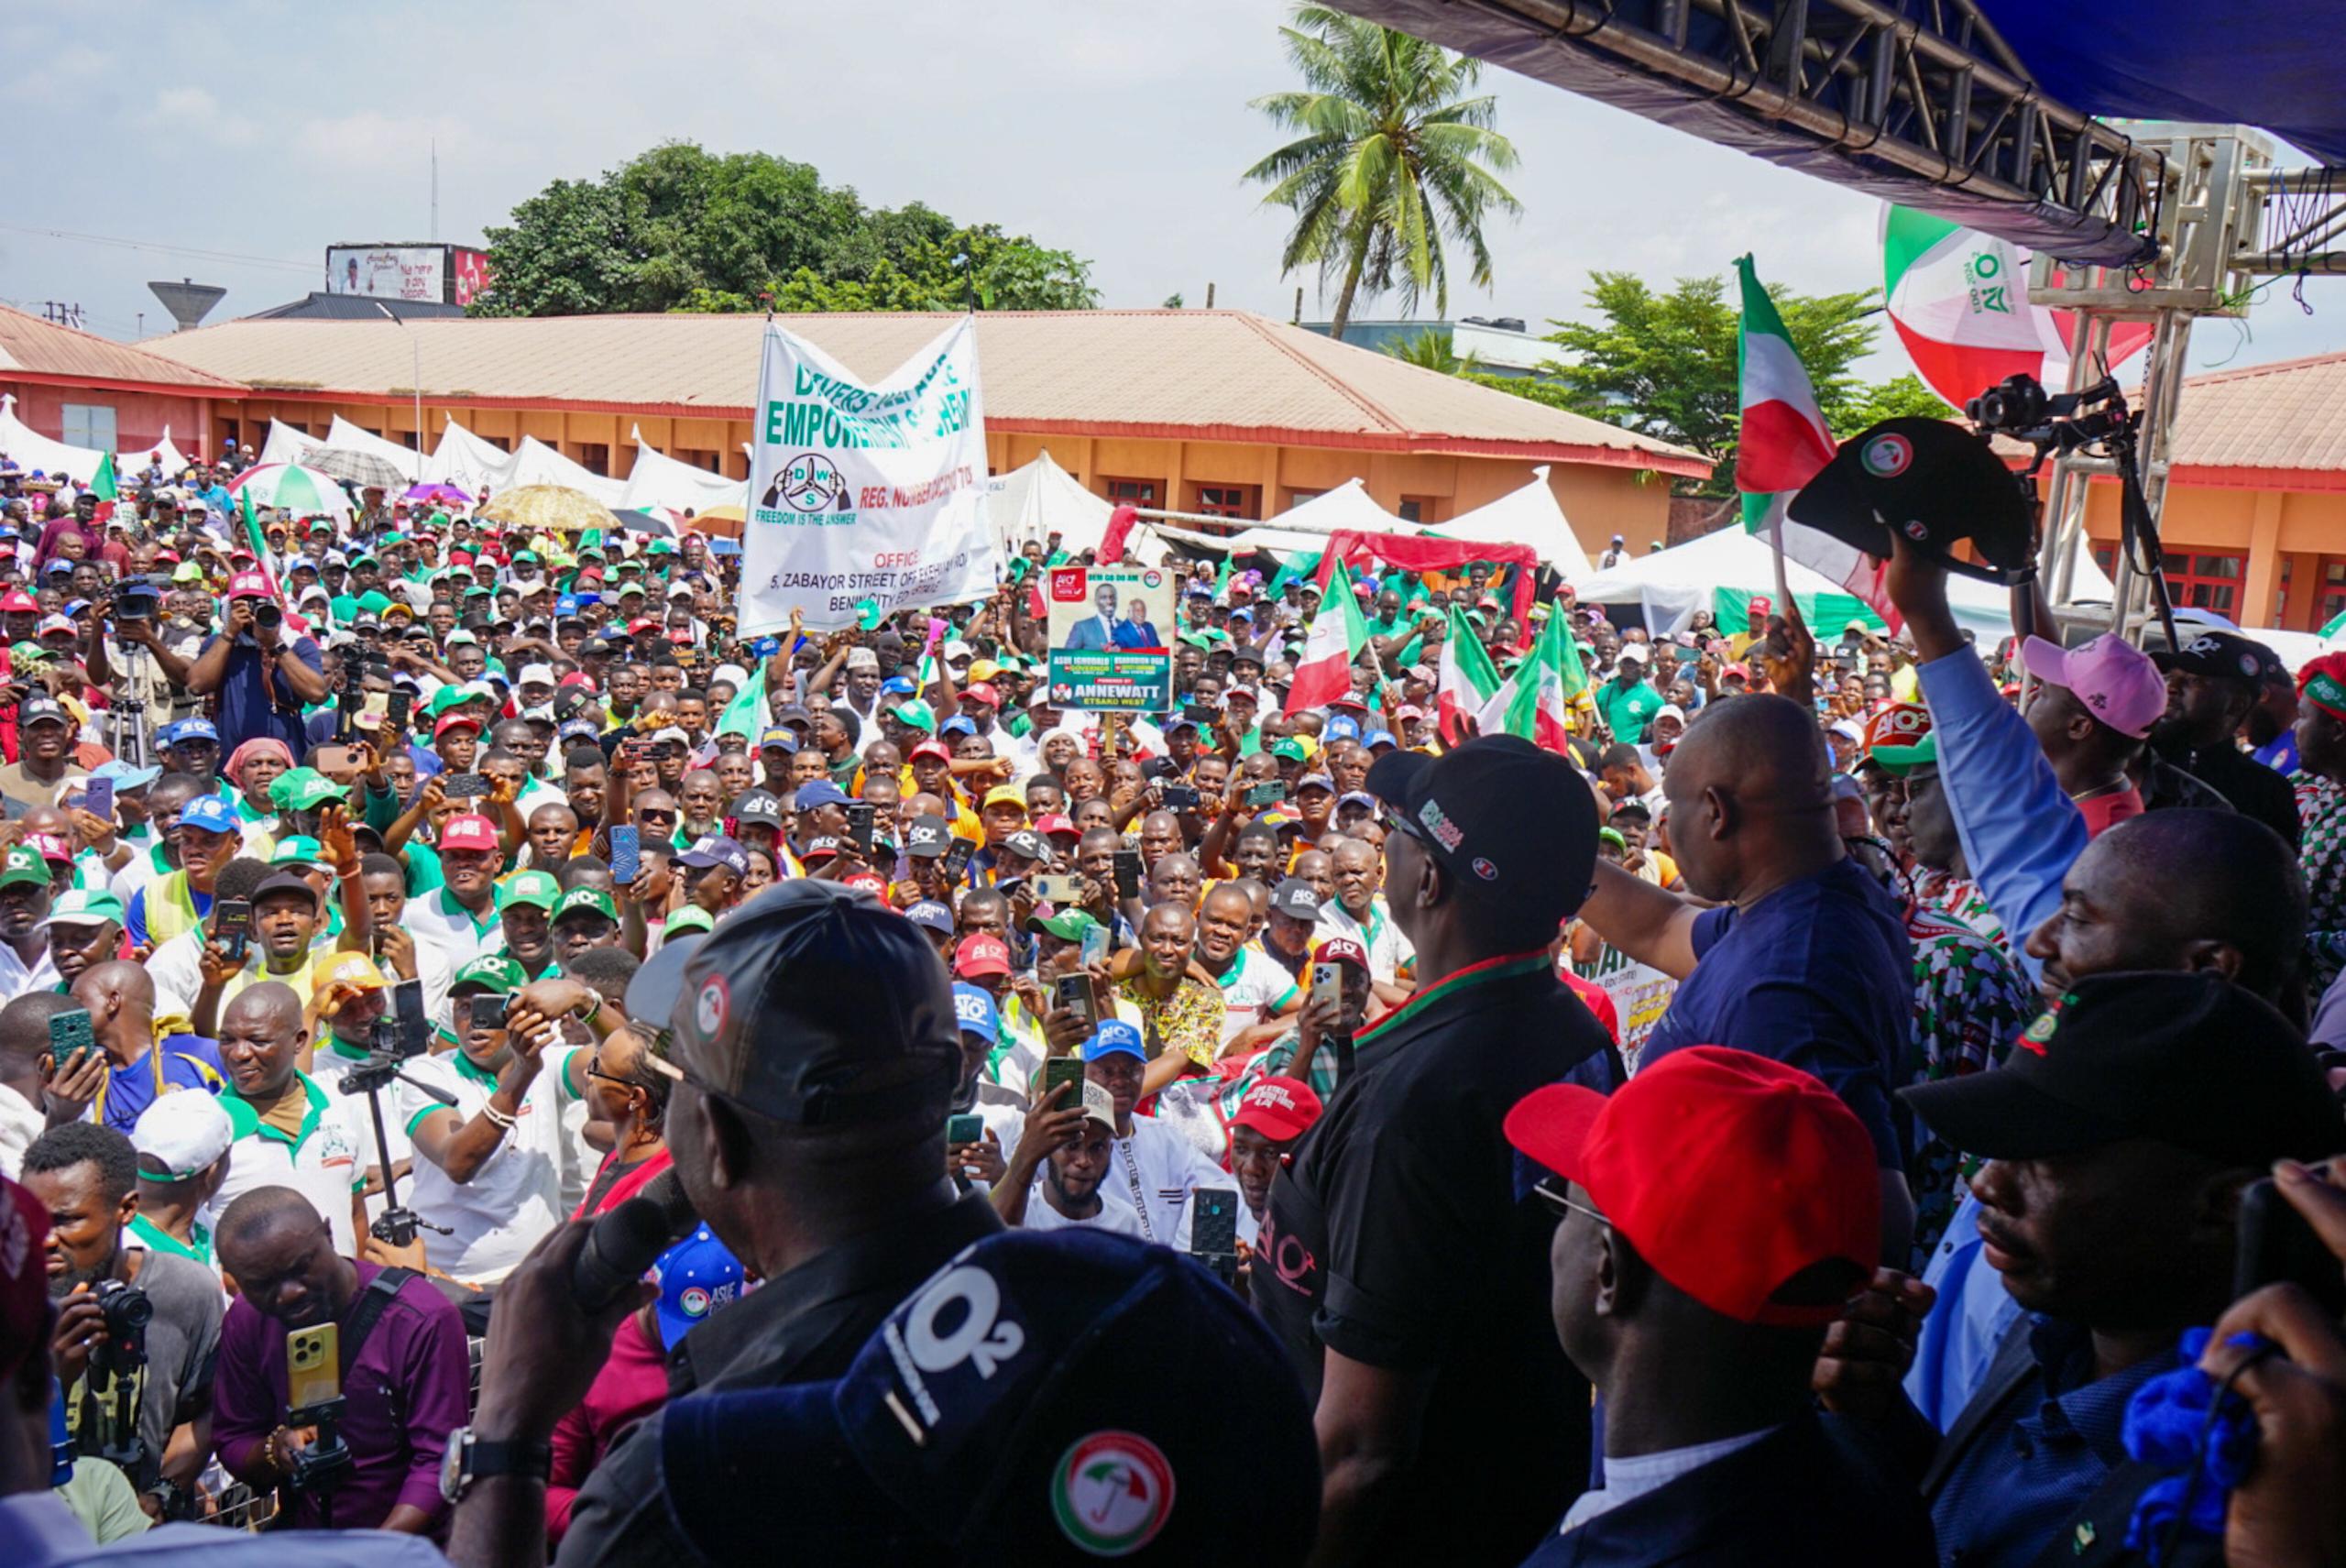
0, 305, 244, 393
142, 308, 1712, 476
2162, 350, 2346, 478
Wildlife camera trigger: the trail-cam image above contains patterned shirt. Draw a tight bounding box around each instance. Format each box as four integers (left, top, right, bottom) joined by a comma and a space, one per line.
1115, 972, 1225, 1070
2294, 771, 2346, 994
1915, 870, 2009, 953
1902, 904, 2036, 1270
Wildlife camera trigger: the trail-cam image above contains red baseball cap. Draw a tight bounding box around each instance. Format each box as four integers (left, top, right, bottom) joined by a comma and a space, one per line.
438, 813, 500, 853
227, 570, 273, 599
1503, 1046, 1878, 1327
1036, 812, 1079, 841
0, 1177, 51, 1386
843, 871, 889, 895
953, 933, 1012, 979
433, 711, 483, 740
960, 682, 1001, 708
0, 591, 36, 615
908, 740, 953, 765
1230, 1075, 1323, 1143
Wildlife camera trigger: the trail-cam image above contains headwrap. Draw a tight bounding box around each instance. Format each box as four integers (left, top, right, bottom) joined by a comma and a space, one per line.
225, 737, 294, 787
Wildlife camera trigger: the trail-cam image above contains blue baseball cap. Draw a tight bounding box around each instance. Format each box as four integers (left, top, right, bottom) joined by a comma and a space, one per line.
748, 636, 783, 660
160, 718, 219, 746
177, 795, 238, 836
555, 595, 583, 620
655, 1230, 1318, 1561
792, 780, 850, 810
758, 726, 799, 754
1080, 1019, 1145, 1062
1362, 728, 1398, 750
92, 761, 161, 791
1321, 713, 1364, 744
678, 835, 751, 878
952, 981, 999, 1039
650, 1223, 746, 1350
939, 715, 978, 738
880, 675, 918, 696
905, 900, 955, 936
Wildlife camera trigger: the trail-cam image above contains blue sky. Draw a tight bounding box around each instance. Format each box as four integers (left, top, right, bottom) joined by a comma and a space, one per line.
6, 0, 2340, 385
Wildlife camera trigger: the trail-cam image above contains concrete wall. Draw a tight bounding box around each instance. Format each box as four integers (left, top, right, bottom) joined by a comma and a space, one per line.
2078, 477, 2346, 630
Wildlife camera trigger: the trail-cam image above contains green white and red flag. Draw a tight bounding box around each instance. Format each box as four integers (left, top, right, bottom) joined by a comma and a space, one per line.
1735, 254, 1901, 630
238, 488, 312, 638
1284, 559, 1370, 716
1433, 605, 1499, 744
1476, 606, 1582, 754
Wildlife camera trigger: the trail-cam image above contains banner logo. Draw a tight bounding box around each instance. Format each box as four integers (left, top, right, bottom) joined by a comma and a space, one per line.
765, 453, 849, 515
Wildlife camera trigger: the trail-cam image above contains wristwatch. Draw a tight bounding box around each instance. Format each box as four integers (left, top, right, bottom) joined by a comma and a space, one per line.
440, 1426, 553, 1504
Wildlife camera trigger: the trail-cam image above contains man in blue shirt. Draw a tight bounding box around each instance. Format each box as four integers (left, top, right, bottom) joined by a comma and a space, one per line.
182, 572, 329, 755
1845, 972, 2342, 1568
1578, 692, 1917, 1262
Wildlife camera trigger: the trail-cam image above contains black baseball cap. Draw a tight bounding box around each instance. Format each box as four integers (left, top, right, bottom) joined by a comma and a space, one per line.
652, 881, 959, 1126
904, 814, 951, 860
2152, 630, 2284, 688
1266, 878, 1322, 921
1900, 971, 2342, 1167
1788, 418, 2034, 586
730, 789, 784, 829
1367, 734, 1598, 928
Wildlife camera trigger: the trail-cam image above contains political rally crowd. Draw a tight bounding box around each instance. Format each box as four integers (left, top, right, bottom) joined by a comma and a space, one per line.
0, 424, 2341, 1568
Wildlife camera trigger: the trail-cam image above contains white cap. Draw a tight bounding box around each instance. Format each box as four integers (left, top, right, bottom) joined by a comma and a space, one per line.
666, 582, 697, 601
652, 726, 691, 747
943, 639, 973, 661
36, 614, 75, 638
844, 646, 880, 671
1655, 703, 1688, 726
131, 1090, 235, 1181
1617, 645, 1647, 665
510, 576, 548, 598
713, 663, 751, 689
517, 663, 558, 690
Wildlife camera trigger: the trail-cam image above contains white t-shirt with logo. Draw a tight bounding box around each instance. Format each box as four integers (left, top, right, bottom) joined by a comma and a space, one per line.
203, 1074, 367, 1255
1316, 895, 1415, 983
1210, 945, 1299, 1047
392, 1045, 580, 1283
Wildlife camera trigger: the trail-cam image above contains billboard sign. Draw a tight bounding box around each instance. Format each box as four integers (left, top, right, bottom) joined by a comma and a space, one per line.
324, 244, 492, 305
1045, 565, 1173, 714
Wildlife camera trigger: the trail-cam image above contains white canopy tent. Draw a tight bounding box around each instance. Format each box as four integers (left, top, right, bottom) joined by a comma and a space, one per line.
1574, 522, 2119, 642
621, 427, 747, 515
117, 428, 191, 479
1435, 466, 1595, 582
318, 415, 424, 482
256, 419, 320, 470
502, 436, 628, 508
986, 451, 1119, 556
0, 395, 106, 484
1148, 478, 1411, 559
422, 420, 520, 497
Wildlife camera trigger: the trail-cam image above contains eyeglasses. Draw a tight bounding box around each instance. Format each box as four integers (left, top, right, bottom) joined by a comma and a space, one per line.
1533, 1177, 1606, 1226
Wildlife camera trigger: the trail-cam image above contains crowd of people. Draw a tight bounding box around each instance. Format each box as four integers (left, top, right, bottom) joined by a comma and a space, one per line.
0, 427, 2341, 1567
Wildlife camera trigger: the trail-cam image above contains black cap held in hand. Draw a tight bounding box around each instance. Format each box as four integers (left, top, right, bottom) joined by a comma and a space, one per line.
1900, 970, 2344, 1168
1366, 734, 1597, 930
1789, 418, 2034, 586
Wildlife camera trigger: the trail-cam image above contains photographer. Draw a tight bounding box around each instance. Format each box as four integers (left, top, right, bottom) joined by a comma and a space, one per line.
210, 1186, 468, 1535
182, 572, 327, 757
21, 1123, 223, 1517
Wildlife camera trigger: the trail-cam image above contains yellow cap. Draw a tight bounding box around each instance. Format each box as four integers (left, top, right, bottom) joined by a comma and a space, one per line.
981, 784, 1027, 814
318, 951, 388, 992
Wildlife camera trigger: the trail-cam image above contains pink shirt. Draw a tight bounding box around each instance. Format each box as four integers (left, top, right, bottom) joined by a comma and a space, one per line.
546, 1310, 671, 1543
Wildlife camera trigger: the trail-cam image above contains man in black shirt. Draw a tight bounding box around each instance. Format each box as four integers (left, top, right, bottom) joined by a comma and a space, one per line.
1258, 736, 1620, 1566
446, 883, 1001, 1568
2151, 631, 2299, 848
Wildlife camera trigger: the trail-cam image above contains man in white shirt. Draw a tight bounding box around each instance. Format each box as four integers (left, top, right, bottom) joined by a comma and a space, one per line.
1315, 838, 1415, 995
1080, 1019, 1226, 1245
992, 1078, 1144, 1236
201, 981, 367, 1256
392, 957, 586, 1284
1196, 883, 1299, 1050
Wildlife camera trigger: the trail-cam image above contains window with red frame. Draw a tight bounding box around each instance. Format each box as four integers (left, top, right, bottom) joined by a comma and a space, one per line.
1194, 484, 1258, 521
2090, 546, 2248, 617
1100, 477, 1161, 508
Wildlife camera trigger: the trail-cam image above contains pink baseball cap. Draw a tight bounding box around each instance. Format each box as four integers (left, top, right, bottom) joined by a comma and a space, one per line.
2019, 633, 2164, 740
226, 570, 273, 599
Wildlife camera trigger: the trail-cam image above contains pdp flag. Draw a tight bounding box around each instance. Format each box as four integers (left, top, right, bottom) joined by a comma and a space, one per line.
739, 316, 999, 634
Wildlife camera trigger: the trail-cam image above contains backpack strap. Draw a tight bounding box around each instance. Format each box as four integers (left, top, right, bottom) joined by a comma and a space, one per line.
339, 1266, 418, 1380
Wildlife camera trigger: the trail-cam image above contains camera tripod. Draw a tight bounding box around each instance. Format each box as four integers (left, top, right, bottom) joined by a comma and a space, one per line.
336, 1019, 455, 1250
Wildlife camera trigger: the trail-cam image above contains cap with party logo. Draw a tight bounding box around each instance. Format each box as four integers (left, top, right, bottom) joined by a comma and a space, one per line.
1860, 702, 1936, 776
0, 847, 48, 892
904, 815, 952, 860
553, 886, 619, 927
1229, 1076, 1323, 1143
677, 836, 750, 878
2019, 634, 2165, 740
440, 814, 500, 854
452, 955, 527, 994
37, 887, 125, 931
650, 1223, 747, 1350
653, 1230, 1318, 1561
1081, 1019, 1145, 1061
954, 933, 1013, 979
952, 981, 1000, 1040
1506, 1046, 1879, 1327
1367, 735, 1597, 929
496, 869, 560, 912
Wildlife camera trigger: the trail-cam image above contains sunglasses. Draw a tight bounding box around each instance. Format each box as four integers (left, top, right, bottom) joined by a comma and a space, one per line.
1532, 1177, 1606, 1226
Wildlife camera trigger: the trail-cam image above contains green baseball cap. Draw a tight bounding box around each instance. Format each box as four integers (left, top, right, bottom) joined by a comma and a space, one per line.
496, 870, 561, 912
7, 642, 51, 667
424, 686, 476, 718
887, 699, 937, 733
1270, 737, 1310, 763
551, 885, 618, 927
1024, 908, 1101, 943
269, 768, 349, 814
0, 848, 49, 891
662, 906, 714, 938
452, 955, 527, 993
269, 835, 326, 868
40, 887, 125, 928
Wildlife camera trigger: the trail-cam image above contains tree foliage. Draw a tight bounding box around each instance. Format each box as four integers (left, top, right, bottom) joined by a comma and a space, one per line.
472, 143, 1098, 317
1499, 269, 1938, 492
1245, 4, 1521, 339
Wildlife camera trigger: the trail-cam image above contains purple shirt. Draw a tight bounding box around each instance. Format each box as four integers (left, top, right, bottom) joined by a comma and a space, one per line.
213, 1261, 470, 1530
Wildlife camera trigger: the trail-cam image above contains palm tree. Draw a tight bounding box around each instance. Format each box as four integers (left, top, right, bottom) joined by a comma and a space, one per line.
1246, 5, 1522, 342
1383, 326, 1480, 375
